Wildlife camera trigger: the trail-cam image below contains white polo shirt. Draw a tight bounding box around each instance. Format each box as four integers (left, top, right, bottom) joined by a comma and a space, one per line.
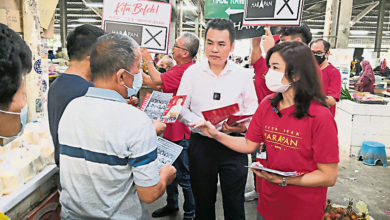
58, 87, 159, 220
177, 59, 258, 131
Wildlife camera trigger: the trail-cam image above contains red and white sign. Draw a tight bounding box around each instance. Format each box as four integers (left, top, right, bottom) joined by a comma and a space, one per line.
102, 0, 172, 54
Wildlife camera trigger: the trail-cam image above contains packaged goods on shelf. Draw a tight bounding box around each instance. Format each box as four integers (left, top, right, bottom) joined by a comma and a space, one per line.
7, 151, 37, 183
0, 164, 24, 195
0, 118, 55, 197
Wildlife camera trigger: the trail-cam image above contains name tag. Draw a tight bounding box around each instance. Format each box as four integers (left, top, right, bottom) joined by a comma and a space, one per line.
256, 151, 267, 160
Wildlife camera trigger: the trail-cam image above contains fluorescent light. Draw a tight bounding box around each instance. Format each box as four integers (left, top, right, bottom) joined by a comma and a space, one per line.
179, 5, 198, 11
185, 21, 205, 26
311, 29, 322, 34
68, 24, 82, 28
350, 30, 369, 35
85, 2, 103, 8
77, 18, 98, 22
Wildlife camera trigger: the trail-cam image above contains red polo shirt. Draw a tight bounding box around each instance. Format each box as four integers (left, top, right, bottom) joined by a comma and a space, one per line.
160, 62, 194, 141
321, 64, 341, 117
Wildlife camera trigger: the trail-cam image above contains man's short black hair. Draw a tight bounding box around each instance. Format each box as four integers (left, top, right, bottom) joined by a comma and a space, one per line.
280, 23, 312, 44
205, 18, 235, 45
0, 24, 32, 110
66, 24, 105, 61
310, 39, 331, 52
90, 34, 139, 81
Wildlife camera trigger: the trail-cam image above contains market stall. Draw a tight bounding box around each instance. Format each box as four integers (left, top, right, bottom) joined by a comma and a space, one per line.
0, 119, 57, 219
335, 91, 390, 158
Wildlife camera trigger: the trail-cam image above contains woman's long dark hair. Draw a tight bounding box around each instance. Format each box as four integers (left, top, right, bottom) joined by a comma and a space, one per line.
265, 41, 327, 119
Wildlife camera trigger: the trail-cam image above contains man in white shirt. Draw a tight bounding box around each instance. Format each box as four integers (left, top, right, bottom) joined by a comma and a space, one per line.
177, 18, 258, 220
58, 33, 176, 219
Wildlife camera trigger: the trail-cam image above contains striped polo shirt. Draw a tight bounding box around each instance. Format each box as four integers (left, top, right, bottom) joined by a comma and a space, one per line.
58, 87, 160, 220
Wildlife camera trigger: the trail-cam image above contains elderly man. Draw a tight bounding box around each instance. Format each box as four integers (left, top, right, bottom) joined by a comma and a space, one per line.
0, 24, 32, 139
141, 32, 199, 220
57, 33, 176, 219
157, 55, 174, 73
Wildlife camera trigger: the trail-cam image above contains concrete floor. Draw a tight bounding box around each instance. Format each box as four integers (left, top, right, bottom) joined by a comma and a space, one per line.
146, 155, 390, 220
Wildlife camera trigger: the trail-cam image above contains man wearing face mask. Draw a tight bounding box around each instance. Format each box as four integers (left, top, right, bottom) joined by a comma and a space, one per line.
0, 24, 31, 140
310, 39, 341, 117
141, 32, 199, 220
57, 33, 176, 219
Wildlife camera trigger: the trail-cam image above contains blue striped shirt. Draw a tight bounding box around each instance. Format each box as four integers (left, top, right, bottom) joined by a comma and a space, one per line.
58, 87, 159, 220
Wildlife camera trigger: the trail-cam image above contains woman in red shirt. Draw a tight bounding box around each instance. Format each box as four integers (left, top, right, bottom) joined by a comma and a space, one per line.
192, 41, 339, 220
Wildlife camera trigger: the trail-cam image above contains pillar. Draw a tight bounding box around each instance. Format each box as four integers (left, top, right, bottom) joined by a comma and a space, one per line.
375, 0, 386, 58
195, 14, 199, 36
23, 0, 47, 122
169, 0, 176, 48
335, 0, 353, 48
199, 10, 204, 60
323, 0, 336, 43
179, 0, 183, 36
60, 0, 67, 49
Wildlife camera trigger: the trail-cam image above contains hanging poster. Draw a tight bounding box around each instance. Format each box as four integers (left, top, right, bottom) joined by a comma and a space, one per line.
243, 0, 304, 26
102, 0, 172, 54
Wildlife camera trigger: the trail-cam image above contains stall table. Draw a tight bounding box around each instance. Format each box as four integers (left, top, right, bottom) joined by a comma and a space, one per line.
335, 100, 390, 158
0, 165, 58, 219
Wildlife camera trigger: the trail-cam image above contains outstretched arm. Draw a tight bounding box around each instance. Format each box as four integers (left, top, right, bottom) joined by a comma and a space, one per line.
192, 121, 260, 153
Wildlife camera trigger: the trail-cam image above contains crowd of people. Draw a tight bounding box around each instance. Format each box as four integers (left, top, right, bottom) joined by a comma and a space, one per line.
3, 16, 381, 219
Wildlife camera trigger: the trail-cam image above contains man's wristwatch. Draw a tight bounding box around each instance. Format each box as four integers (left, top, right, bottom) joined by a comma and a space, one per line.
279, 177, 287, 187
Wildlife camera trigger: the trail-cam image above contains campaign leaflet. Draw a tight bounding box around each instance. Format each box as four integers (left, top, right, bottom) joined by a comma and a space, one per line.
201, 103, 240, 125
140, 91, 172, 120
226, 114, 253, 126
140, 91, 186, 123
161, 95, 187, 123
246, 164, 302, 177
156, 137, 183, 169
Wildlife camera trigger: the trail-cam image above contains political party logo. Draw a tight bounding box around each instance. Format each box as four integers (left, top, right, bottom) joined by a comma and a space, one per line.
246, 0, 276, 19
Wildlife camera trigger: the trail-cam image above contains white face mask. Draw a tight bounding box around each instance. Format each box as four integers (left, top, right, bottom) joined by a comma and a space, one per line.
265, 69, 291, 93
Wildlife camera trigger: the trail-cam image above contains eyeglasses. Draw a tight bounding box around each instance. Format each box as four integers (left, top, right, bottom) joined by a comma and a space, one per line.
312, 50, 327, 56
173, 44, 188, 51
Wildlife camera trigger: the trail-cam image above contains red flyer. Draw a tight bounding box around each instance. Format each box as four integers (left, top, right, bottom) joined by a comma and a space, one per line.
201, 103, 240, 125
139, 93, 152, 111
161, 95, 187, 124
226, 114, 253, 126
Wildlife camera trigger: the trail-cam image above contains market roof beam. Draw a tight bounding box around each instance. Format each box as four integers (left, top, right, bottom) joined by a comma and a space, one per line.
350, 1, 379, 26
81, 0, 102, 18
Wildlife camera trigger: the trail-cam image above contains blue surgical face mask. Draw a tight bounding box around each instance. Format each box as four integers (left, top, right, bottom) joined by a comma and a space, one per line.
123, 70, 142, 98
0, 104, 28, 139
